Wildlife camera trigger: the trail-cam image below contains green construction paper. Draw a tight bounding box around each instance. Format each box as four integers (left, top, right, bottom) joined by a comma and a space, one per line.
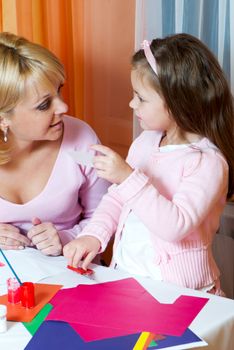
149, 340, 158, 347
23, 303, 53, 335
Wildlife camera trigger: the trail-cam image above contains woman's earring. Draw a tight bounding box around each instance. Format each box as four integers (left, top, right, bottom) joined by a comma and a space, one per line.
3, 127, 8, 143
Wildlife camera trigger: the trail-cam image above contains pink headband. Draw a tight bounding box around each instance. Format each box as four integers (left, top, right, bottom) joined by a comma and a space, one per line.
141, 40, 157, 75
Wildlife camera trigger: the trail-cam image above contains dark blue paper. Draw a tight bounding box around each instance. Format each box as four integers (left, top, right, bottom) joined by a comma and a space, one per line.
24, 321, 205, 350
25, 321, 140, 350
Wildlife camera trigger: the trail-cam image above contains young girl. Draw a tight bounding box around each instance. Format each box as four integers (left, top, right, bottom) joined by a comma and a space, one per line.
64, 33, 234, 295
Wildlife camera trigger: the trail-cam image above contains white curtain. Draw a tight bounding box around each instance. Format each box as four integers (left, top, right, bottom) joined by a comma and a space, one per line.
134, 0, 233, 138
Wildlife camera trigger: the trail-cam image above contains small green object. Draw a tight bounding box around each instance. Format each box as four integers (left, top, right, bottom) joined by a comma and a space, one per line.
23, 303, 53, 335
148, 340, 158, 347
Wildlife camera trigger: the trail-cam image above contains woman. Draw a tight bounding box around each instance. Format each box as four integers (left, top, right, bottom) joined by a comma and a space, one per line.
0, 32, 108, 256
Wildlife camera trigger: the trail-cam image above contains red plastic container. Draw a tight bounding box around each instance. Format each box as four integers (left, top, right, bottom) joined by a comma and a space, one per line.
7, 278, 21, 304
20, 282, 35, 308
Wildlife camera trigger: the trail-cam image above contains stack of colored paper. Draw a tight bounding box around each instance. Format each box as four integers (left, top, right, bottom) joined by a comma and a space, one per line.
25, 278, 208, 349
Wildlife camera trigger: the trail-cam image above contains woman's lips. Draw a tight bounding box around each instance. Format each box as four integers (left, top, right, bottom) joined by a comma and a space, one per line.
50, 121, 62, 127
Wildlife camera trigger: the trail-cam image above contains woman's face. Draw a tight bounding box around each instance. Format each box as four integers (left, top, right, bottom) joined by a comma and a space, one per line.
6, 78, 68, 144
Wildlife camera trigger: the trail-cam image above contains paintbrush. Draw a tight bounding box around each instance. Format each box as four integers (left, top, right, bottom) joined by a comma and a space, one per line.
0, 248, 22, 285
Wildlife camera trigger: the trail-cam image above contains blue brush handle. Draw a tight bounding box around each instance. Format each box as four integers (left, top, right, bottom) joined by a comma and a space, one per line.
0, 249, 22, 285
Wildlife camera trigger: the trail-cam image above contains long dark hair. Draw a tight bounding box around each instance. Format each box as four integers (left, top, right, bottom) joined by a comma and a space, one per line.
132, 33, 234, 198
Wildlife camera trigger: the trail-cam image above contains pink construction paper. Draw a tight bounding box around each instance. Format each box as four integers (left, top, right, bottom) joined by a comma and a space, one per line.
50, 286, 79, 307
50, 278, 145, 307
69, 323, 138, 341
47, 278, 208, 340
50, 279, 147, 340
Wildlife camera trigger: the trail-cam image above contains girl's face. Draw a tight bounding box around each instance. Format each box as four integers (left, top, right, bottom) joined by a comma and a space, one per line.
129, 69, 176, 132
6, 78, 68, 144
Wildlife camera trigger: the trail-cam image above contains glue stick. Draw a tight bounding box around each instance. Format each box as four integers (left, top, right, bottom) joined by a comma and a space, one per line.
0, 304, 7, 333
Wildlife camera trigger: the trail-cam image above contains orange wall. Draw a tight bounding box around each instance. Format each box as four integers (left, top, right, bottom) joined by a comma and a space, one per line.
0, 0, 85, 121
0, 0, 135, 157
83, 0, 135, 157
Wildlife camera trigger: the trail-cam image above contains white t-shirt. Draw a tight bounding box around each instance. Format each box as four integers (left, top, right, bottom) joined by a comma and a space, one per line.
114, 211, 162, 279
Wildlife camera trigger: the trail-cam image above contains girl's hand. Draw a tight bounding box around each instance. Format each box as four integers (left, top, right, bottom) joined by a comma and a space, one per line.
27, 217, 62, 256
0, 223, 31, 250
91, 144, 133, 184
63, 235, 101, 269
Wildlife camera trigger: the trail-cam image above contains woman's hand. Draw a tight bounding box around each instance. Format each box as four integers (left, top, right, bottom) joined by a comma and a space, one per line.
63, 235, 101, 269
0, 223, 31, 250
27, 217, 62, 256
91, 144, 133, 184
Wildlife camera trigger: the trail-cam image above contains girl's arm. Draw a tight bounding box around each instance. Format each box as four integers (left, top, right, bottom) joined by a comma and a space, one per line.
63, 184, 124, 267
58, 169, 110, 246
81, 137, 228, 244
77, 184, 124, 249
114, 151, 228, 242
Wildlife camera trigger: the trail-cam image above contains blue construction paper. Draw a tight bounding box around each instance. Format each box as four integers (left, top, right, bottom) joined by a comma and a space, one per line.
25, 321, 140, 350
148, 328, 206, 349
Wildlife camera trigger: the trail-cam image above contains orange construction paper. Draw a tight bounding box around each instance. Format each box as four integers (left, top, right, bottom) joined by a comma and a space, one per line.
0, 283, 62, 322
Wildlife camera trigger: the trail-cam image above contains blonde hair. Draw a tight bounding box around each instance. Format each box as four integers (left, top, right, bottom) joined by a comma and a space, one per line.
0, 32, 65, 164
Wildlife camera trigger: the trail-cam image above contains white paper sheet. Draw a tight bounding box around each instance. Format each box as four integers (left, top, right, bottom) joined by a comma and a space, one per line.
67, 150, 94, 167
0, 248, 67, 288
